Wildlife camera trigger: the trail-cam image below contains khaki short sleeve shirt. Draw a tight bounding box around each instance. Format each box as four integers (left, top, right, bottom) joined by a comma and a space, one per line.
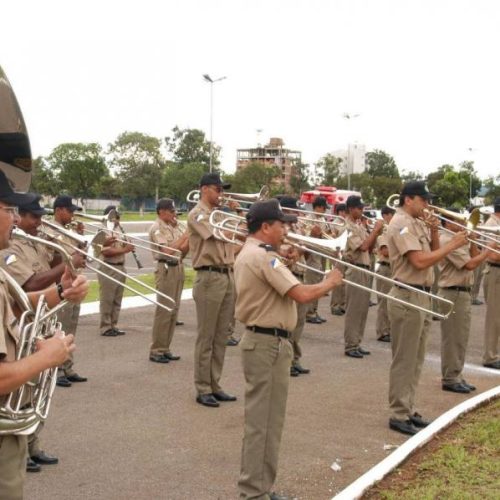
387, 208, 434, 286
438, 232, 472, 287
377, 234, 390, 264
483, 214, 500, 265
0, 271, 19, 361
188, 201, 235, 268
0, 239, 52, 287
100, 228, 126, 265
149, 219, 183, 263
235, 237, 300, 332
344, 218, 370, 266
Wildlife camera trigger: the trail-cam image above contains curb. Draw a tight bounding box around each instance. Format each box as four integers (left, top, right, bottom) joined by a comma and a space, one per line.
333, 384, 500, 500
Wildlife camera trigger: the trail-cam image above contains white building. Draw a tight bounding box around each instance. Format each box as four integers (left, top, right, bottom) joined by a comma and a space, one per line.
332, 143, 367, 176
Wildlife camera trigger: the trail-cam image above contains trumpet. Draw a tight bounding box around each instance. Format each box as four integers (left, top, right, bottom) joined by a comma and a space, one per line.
41, 220, 176, 311
186, 185, 270, 207
386, 195, 500, 254
208, 211, 454, 319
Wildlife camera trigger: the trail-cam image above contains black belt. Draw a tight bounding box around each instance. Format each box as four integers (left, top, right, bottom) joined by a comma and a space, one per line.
158, 259, 179, 267
395, 282, 431, 293
104, 262, 124, 266
488, 262, 500, 268
442, 286, 471, 292
378, 262, 390, 267
292, 272, 305, 278
246, 326, 291, 339
195, 265, 232, 274
353, 263, 370, 269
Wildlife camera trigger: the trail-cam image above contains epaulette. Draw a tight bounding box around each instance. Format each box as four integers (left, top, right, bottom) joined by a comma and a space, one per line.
259, 243, 275, 252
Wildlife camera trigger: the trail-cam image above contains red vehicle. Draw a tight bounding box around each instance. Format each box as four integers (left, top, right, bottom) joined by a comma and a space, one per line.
300, 186, 361, 213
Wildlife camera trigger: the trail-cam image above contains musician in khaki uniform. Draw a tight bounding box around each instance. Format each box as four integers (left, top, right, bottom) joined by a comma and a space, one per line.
188, 173, 237, 408
482, 198, 500, 369
438, 211, 494, 393
0, 173, 87, 499
98, 206, 134, 337
330, 203, 347, 316
386, 181, 467, 435
343, 196, 384, 358
235, 199, 343, 500
0, 195, 87, 472
148, 199, 189, 363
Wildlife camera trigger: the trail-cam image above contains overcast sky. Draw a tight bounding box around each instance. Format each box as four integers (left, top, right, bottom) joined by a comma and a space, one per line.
2, 0, 499, 179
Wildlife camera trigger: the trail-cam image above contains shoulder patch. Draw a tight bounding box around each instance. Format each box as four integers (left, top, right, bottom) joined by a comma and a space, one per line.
4, 254, 17, 265
399, 227, 409, 235
270, 257, 285, 269
196, 214, 205, 223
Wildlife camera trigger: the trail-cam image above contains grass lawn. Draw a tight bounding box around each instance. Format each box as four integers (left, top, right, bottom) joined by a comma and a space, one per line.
84, 268, 195, 302
365, 398, 500, 499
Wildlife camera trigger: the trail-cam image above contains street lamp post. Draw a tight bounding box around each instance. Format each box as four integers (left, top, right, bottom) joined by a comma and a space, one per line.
342, 113, 360, 191
203, 74, 226, 172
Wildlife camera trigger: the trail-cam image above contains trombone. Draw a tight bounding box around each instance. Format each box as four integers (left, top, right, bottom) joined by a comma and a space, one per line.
208, 211, 454, 319
386, 195, 500, 254
40, 220, 176, 312
186, 185, 270, 206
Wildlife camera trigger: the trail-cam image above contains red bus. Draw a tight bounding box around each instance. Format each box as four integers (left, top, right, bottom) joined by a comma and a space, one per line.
300, 186, 361, 213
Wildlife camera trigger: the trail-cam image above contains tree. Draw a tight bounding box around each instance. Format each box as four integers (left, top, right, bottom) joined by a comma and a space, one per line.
45, 143, 108, 204
161, 162, 207, 207
108, 132, 165, 211
432, 170, 469, 207
315, 153, 342, 185
401, 169, 425, 182
366, 150, 399, 178
458, 161, 481, 199
483, 176, 500, 204
230, 162, 281, 195
288, 162, 311, 195
165, 126, 219, 168
31, 156, 62, 196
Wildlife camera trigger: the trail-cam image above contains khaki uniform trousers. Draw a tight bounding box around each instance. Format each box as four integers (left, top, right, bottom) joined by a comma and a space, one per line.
193, 269, 235, 395
330, 262, 346, 311
238, 331, 293, 500
57, 302, 80, 377
305, 258, 323, 318
0, 435, 27, 500
438, 288, 471, 384
151, 263, 185, 355
375, 264, 392, 339
27, 421, 44, 457
98, 263, 126, 334
388, 287, 431, 420
483, 265, 500, 364
344, 267, 371, 352
291, 274, 307, 366
471, 261, 485, 301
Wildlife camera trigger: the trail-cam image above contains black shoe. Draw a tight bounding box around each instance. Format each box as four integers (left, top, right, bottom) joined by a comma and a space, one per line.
56, 376, 72, 388
378, 334, 391, 342
196, 394, 220, 407
293, 364, 310, 374
369, 301, 377, 307
175, 320, 184, 326
226, 337, 239, 346
149, 353, 170, 363
331, 307, 345, 316
164, 353, 181, 361
101, 328, 118, 337
113, 328, 126, 335
483, 360, 500, 369
290, 366, 300, 377
306, 317, 322, 324
66, 374, 88, 383
212, 391, 237, 402
26, 457, 41, 473
471, 298, 484, 305
31, 451, 59, 465
442, 382, 470, 394
389, 418, 419, 435
461, 380, 476, 391
270, 493, 292, 500
409, 412, 431, 428
358, 347, 371, 355
345, 350, 363, 359
317, 315, 327, 323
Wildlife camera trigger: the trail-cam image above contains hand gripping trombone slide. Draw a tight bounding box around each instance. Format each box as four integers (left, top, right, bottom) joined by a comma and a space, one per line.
208, 210, 455, 320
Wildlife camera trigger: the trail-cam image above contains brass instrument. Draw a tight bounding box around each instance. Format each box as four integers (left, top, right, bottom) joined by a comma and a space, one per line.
208, 211, 455, 319
186, 185, 270, 206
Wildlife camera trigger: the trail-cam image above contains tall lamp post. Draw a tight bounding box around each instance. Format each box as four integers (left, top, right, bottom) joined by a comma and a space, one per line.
467, 147, 477, 205
343, 113, 360, 190
203, 74, 226, 172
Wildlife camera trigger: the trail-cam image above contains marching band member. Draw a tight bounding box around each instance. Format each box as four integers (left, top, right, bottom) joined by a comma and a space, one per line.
330, 203, 347, 316
235, 199, 343, 500
148, 199, 189, 363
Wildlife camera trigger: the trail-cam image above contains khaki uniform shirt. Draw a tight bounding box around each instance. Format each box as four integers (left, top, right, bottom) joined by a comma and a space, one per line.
438, 232, 473, 287
235, 237, 300, 332
377, 234, 390, 264
387, 208, 434, 287
100, 227, 126, 265
149, 218, 184, 263
288, 221, 306, 276
483, 213, 500, 265
0, 238, 52, 287
344, 217, 370, 266
187, 201, 235, 268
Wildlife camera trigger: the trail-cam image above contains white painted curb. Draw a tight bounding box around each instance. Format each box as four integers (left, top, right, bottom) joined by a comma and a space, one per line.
333, 384, 500, 500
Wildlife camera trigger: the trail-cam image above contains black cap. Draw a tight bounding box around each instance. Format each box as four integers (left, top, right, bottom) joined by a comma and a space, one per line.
0, 170, 37, 206
103, 205, 117, 216
157, 198, 176, 211
335, 203, 346, 214
18, 195, 47, 216
199, 172, 231, 190
381, 206, 396, 216
346, 195, 364, 209
401, 181, 434, 200
278, 196, 299, 209
246, 199, 297, 225
312, 196, 328, 209
53, 195, 82, 211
